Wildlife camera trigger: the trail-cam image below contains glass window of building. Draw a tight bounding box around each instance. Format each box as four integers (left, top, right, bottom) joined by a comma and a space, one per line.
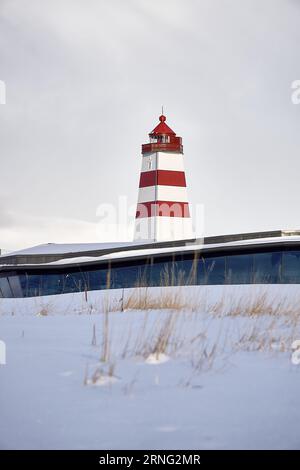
42, 273, 63, 296
0, 276, 13, 297
282, 251, 300, 283
26, 274, 43, 297
87, 269, 108, 291
204, 257, 226, 285
150, 260, 174, 287
111, 263, 147, 289
253, 252, 281, 283
226, 254, 253, 284
150, 257, 196, 287
63, 271, 89, 293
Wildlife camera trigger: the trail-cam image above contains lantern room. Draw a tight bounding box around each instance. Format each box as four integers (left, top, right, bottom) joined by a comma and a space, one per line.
142, 114, 183, 154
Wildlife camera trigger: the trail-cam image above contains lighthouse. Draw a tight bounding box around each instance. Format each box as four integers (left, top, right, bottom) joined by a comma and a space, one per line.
134, 114, 194, 242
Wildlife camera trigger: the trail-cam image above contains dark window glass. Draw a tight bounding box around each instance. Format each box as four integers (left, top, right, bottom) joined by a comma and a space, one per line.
150, 258, 195, 287
0, 277, 13, 297
7, 275, 23, 297
111, 264, 147, 289
26, 274, 43, 297
170, 259, 195, 286
204, 257, 226, 284
178, 259, 197, 285
19, 274, 28, 296
282, 251, 300, 283
88, 269, 108, 291
226, 254, 253, 284
150, 261, 174, 287
135, 263, 151, 287
151, 257, 220, 286
253, 252, 281, 283
196, 257, 206, 285
62, 272, 88, 293
42, 274, 64, 296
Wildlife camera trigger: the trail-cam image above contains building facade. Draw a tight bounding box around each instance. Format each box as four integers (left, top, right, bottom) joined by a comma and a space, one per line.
1, 231, 300, 298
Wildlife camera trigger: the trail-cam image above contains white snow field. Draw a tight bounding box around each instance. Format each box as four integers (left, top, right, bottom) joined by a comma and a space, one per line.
0, 285, 300, 450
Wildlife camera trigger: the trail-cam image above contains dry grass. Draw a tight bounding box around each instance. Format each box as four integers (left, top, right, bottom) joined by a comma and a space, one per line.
121, 288, 189, 312
77, 288, 300, 388
98, 287, 300, 323
84, 362, 116, 386
133, 310, 180, 359
100, 309, 110, 362
91, 323, 97, 347
90, 296, 207, 364
224, 292, 298, 317
4, 285, 300, 382
233, 316, 299, 353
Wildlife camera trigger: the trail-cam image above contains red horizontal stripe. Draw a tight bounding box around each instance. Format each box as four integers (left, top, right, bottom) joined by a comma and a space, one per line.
139, 170, 186, 188
139, 171, 156, 187
136, 201, 190, 218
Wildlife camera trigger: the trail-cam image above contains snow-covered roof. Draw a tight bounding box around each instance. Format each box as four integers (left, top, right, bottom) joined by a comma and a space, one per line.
2, 230, 300, 269
1, 235, 300, 269
46, 235, 300, 266
3, 241, 145, 256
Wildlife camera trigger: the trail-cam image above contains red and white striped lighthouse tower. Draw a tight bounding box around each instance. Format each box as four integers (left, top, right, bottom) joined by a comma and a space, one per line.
134, 113, 194, 242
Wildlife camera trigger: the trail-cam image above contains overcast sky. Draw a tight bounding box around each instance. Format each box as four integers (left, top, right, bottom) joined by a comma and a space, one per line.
1, 0, 300, 250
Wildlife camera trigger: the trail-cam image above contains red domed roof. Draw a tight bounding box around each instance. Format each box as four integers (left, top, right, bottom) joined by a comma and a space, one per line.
150, 115, 176, 136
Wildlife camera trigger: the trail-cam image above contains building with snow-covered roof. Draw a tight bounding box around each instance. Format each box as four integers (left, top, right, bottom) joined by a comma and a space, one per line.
1, 230, 300, 298
1, 115, 300, 298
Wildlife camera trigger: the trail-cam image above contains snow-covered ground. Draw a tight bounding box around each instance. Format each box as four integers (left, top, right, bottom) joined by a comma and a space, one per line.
0, 285, 300, 450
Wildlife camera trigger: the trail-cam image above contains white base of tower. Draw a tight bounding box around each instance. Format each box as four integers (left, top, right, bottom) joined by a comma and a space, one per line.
134, 216, 194, 242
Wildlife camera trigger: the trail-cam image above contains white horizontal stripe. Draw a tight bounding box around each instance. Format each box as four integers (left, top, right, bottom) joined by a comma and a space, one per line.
134, 216, 194, 242
157, 152, 185, 172
141, 153, 157, 172
137, 185, 189, 203
141, 152, 185, 173
137, 186, 156, 202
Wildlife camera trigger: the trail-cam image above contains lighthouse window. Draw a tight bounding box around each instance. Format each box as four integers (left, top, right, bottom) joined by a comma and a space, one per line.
150, 135, 170, 144
157, 135, 169, 143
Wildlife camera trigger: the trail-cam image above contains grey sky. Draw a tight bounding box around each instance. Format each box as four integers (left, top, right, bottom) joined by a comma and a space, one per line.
1, 0, 300, 250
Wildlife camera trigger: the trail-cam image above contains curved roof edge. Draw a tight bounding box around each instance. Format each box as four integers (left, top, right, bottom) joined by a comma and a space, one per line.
1, 230, 300, 269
